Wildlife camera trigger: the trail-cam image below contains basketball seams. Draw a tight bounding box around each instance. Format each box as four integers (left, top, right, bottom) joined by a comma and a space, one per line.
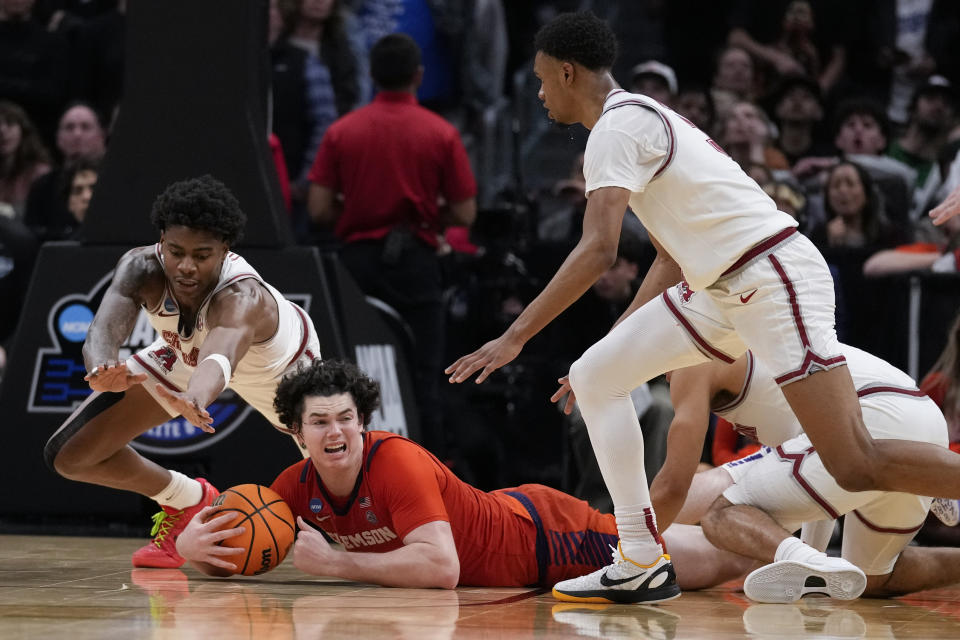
212, 484, 295, 576
255, 486, 282, 571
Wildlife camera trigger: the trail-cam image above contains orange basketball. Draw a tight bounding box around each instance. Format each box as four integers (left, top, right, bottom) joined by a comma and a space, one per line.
210, 484, 296, 576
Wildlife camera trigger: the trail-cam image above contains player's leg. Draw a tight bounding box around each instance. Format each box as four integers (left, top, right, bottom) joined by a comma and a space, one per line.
700, 437, 871, 602
522, 482, 750, 600
724, 234, 960, 497
664, 524, 759, 590
673, 465, 736, 525
778, 369, 960, 496
783, 367, 960, 498
46, 342, 220, 568
567, 288, 742, 564
840, 483, 960, 597
45, 385, 174, 494
863, 547, 960, 596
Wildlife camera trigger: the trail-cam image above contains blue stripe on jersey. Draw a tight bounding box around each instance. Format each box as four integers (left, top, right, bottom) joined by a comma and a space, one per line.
504, 491, 548, 586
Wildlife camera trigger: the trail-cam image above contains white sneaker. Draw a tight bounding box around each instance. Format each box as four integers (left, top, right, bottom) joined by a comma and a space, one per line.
931, 498, 960, 526
744, 556, 866, 603
552, 544, 681, 604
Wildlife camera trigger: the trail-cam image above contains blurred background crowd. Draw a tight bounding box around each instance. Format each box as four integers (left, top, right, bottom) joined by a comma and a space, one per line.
2, 0, 960, 543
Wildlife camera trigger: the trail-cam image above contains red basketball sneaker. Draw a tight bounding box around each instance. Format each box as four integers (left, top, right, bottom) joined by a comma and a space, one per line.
132, 478, 219, 568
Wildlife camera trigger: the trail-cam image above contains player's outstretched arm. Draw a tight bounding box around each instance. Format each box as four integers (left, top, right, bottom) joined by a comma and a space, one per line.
159, 283, 266, 430
176, 505, 247, 577
446, 186, 630, 384
649, 366, 713, 531
293, 517, 460, 588
83, 248, 160, 392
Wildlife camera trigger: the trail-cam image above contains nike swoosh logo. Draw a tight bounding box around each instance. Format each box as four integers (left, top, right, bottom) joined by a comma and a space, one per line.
740, 289, 758, 304
316, 515, 331, 522
599, 571, 645, 587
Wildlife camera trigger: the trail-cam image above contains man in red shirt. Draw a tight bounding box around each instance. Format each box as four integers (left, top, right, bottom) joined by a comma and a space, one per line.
307, 33, 476, 459
176, 359, 753, 593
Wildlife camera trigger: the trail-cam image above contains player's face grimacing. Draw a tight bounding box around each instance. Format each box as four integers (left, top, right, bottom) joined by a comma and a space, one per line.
298, 393, 365, 477
159, 225, 229, 303
534, 51, 574, 125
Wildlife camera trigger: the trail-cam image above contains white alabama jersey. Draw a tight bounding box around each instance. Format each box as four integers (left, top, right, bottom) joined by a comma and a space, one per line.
716, 344, 925, 447
583, 89, 798, 290
141, 245, 314, 387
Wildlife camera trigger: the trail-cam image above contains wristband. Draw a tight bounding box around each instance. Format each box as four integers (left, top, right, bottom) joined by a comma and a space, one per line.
201, 354, 232, 392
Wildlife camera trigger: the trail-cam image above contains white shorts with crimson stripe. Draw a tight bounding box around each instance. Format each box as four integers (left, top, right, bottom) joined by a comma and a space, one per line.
663, 229, 845, 385
722, 390, 948, 575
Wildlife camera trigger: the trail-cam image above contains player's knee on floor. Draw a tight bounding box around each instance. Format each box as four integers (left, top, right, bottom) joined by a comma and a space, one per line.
43, 392, 125, 476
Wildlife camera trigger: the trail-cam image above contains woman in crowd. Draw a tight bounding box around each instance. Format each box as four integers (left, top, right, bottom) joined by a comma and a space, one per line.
0, 101, 51, 221
809, 160, 904, 250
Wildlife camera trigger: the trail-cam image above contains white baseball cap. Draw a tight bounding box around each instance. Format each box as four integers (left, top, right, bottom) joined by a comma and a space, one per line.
631, 60, 678, 95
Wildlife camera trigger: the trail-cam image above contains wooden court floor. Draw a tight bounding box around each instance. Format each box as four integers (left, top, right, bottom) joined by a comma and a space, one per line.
2, 535, 960, 639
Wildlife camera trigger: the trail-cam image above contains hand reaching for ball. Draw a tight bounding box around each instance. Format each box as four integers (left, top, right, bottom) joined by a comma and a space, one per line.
175, 505, 246, 573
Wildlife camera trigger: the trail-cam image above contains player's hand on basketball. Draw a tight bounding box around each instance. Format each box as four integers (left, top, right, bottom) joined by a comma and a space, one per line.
551, 376, 577, 415
155, 386, 215, 432
293, 516, 335, 575
84, 361, 147, 392
445, 333, 524, 384
175, 506, 246, 571
930, 185, 960, 225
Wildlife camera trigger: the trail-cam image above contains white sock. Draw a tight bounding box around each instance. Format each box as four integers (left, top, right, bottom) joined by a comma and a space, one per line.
150, 470, 203, 510
616, 504, 664, 565
775, 536, 823, 564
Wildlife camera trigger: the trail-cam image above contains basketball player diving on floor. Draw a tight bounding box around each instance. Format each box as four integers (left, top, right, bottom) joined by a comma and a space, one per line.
445, 11, 960, 604
175, 359, 754, 591
43, 176, 321, 569
644, 330, 960, 603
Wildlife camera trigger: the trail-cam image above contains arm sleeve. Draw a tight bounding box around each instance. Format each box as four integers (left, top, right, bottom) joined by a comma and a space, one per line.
441, 128, 478, 203
583, 108, 669, 196
371, 441, 450, 540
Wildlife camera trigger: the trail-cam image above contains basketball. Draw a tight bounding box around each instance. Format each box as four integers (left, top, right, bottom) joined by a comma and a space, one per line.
210, 484, 296, 576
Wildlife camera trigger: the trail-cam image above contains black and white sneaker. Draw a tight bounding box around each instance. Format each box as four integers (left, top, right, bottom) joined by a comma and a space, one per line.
744, 556, 866, 603
552, 545, 681, 604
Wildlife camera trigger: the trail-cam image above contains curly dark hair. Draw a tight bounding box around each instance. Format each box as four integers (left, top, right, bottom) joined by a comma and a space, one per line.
150, 175, 246, 245
274, 359, 381, 433
533, 11, 618, 71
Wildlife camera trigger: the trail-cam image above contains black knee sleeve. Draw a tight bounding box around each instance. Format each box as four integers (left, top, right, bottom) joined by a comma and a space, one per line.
43, 391, 126, 472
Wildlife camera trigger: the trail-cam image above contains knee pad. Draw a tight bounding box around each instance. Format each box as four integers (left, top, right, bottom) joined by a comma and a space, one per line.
43, 391, 125, 472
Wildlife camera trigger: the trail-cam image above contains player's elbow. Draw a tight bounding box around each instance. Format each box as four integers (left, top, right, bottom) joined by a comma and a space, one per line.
432, 556, 460, 590
820, 444, 880, 492
829, 464, 878, 493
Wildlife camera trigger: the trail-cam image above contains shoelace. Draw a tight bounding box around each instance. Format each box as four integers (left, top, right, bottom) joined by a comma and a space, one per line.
148, 510, 182, 548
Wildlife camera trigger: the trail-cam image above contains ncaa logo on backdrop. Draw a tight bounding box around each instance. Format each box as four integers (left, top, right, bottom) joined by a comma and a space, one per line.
29, 270, 312, 455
